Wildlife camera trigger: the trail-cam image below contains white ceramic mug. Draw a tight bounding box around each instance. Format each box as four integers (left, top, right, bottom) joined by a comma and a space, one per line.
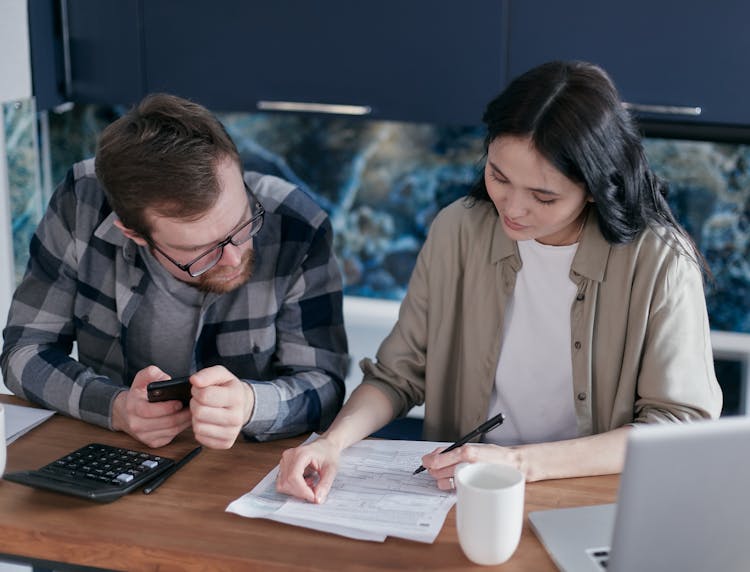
0, 404, 6, 476
455, 462, 525, 566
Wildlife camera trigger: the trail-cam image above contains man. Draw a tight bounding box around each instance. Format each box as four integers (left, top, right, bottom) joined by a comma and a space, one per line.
1, 94, 348, 449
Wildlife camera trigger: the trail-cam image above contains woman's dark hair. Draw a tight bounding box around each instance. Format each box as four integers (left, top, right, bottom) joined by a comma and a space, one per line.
468, 60, 705, 268
95, 93, 241, 237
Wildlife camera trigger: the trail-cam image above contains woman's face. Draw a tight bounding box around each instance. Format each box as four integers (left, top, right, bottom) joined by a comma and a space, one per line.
484, 136, 592, 246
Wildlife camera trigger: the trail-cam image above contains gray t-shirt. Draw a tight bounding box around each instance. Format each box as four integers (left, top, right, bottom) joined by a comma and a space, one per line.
126, 246, 210, 379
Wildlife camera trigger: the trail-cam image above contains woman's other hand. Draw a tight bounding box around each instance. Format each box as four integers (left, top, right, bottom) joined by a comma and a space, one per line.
276, 437, 342, 503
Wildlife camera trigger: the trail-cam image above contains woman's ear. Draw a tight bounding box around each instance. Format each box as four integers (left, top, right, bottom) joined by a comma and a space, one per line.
113, 219, 148, 247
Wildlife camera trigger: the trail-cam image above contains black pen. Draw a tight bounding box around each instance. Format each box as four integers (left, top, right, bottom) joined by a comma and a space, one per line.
413, 412, 505, 475
143, 445, 202, 494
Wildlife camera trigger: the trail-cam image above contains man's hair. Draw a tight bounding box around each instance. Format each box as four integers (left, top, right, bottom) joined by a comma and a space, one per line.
95, 93, 241, 237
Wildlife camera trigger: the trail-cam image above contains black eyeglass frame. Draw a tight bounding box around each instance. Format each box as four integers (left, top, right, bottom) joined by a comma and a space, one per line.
149, 190, 265, 278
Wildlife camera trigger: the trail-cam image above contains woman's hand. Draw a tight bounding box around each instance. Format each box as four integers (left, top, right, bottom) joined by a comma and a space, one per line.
420, 428, 631, 488
420, 444, 527, 490
276, 437, 342, 503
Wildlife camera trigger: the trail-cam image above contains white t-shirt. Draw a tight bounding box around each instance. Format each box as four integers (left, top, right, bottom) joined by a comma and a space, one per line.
483, 239, 579, 446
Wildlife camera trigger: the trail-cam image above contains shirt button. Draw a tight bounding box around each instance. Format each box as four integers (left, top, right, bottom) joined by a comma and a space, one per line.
577, 392, 587, 401
574, 341, 582, 349
576, 293, 585, 301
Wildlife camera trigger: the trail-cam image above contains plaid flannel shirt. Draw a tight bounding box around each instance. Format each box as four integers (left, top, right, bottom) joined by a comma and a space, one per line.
1, 159, 349, 441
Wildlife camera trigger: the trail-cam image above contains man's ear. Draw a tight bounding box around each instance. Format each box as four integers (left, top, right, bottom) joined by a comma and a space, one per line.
113, 219, 148, 247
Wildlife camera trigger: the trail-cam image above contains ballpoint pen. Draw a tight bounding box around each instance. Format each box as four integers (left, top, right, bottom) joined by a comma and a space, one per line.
143, 445, 202, 494
413, 412, 505, 475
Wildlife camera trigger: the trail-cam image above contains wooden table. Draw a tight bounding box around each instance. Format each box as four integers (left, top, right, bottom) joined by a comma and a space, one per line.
0, 396, 619, 571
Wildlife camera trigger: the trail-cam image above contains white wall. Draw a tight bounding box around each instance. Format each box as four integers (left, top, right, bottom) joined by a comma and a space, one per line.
342, 296, 398, 400
0, 0, 32, 104
1, 0, 33, 393
343, 295, 424, 418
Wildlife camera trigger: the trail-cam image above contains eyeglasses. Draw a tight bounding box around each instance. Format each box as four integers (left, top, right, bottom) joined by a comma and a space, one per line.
150, 196, 265, 278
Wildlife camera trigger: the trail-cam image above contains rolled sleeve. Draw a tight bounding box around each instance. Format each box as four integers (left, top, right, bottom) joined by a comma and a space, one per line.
634, 250, 723, 423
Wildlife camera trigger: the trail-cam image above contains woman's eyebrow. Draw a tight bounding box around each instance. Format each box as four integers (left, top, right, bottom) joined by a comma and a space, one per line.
487, 160, 559, 196
487, 160, 507, 178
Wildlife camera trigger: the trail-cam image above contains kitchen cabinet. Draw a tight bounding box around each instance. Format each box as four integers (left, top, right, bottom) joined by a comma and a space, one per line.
29, 0, 750, 128
32, 0, 506, 125
63, 0, 143, 106
141, 0, 506, 125
506, 0, 750, 127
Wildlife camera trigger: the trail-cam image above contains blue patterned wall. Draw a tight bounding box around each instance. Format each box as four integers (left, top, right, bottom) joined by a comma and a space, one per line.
4, 100, 44, 286
643, 139, 750, 334
7, 104, 750, 335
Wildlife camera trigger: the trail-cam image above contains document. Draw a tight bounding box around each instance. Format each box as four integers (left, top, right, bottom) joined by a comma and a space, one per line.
227, 437, 456, 543
5, 403, 56, 445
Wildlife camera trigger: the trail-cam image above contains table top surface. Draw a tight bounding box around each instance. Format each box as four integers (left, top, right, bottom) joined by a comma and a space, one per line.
0, 396, 619, 571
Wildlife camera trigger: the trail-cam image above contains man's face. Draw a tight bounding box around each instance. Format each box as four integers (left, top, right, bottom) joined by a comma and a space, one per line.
144, 157, 257, 294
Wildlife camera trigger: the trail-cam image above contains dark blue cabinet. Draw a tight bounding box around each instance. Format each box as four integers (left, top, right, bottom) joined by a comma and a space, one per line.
64, 0, 144, 106
28, 0, 144, 110
34, 0, 506, 125
28, 0, 145, 109
29, 1, 750, 128
140, 0, 505, 125
506, 0, 750, 127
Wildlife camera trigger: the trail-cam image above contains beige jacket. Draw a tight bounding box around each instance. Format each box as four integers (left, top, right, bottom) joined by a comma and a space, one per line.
361, 199, 722, 442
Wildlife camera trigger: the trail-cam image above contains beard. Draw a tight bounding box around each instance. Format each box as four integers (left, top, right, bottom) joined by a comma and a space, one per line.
195, 248, 255, 294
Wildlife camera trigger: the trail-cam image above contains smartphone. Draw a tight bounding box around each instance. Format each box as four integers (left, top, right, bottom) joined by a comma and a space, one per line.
146, 377, 192, 406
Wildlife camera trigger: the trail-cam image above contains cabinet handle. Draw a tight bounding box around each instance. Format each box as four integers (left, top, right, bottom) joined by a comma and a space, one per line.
257, 101, 372, 116
622, 102, 702, 117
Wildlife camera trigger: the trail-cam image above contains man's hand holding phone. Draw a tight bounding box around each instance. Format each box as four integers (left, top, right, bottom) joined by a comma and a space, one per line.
113, 365, 253, 449
112, 366, 192, 448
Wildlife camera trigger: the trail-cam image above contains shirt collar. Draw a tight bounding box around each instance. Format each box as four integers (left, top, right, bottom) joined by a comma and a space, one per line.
571, 209, 610, 282
491, 218, 522, 272
491, 205, 611, 282
94, 210, 139, 263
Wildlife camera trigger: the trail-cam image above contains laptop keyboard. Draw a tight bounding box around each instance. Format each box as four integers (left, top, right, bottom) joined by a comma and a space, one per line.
586, 547, 610, 569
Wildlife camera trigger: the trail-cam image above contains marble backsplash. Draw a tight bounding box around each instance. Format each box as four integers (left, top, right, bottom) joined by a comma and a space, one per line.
5, 102, 750, 335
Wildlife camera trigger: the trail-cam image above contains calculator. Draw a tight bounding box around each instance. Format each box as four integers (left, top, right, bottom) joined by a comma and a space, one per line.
4, 443, 175, 503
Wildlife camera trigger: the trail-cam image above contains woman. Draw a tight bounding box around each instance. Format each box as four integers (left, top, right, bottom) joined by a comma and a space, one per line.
276, 60, 722, 503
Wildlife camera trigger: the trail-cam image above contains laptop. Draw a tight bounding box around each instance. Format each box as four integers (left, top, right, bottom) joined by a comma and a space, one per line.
529, 416, 750, 572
